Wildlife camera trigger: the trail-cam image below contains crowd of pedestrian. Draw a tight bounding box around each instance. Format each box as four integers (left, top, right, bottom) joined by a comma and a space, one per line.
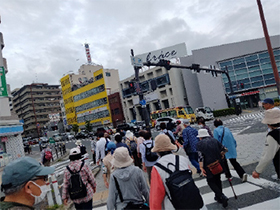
0, 98, 279, 210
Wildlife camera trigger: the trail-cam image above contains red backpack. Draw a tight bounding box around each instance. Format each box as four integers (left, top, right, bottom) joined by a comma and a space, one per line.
45, 151, 52, 160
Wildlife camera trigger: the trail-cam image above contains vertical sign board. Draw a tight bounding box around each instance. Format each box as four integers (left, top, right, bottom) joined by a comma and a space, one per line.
0, 66, 8, 97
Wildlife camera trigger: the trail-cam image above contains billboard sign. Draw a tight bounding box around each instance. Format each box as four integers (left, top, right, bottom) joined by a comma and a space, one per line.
0, 66, 8, 97
135, 43, 187, 63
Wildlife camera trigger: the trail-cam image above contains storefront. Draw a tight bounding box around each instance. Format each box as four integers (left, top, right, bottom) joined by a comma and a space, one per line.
0, 122, 24, 168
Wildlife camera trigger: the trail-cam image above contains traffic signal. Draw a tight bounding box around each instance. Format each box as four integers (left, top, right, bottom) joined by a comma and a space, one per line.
128, 82, 135, 93
191, 64, 200, 73
158, 59, 171, 70
240, 83, 244, 89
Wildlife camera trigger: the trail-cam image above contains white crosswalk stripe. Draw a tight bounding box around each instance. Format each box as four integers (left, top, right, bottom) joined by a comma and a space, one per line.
195, 170, 280, 209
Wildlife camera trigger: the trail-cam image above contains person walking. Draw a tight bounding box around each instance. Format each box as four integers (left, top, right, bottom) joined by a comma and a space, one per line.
0, 157, 54, 209
41, 144, 53, 166
214, 119, 247, 182
95, 133, 107, 165
182, 119, 202, 175
102, 141, 116, 188
76, 140, 87, 156
196, 129, 229, 207
252, 109, 280, 181
197, 118, 213, 137
159, 122, 176, 144
91, 137, 97, 165
150, 134, 200, 209
173, 120, 185, 145
262, 98, 279, 110
136, 130, 145, 168
62, 148, 96, 210
126, 130, 142, 168
139, 131, 159, 183
107, 147, 149, 210
115, 133, 132, 156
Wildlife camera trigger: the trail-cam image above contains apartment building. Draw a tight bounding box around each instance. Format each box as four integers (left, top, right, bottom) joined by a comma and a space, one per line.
119, 66, 187, 123
12, 83, 61, 137
60, 64, 119, 128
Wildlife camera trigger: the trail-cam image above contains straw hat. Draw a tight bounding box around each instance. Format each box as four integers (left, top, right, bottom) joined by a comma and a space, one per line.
151, 134, 177, 153
111, 147, 133, 168
197, 129, 210, 138
262, 109, 280, 124
75, 140, 82, 146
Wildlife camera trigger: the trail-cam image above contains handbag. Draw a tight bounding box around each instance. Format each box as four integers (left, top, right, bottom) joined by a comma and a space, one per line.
113, 176, 149, 210
207, 160, 223, 175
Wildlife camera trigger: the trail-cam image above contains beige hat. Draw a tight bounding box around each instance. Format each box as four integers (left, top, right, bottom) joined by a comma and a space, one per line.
262, 109, 280, 124
197, 129, 210, 138
111, 147, 133, 168
70, 147, 81, 156
75, 140, 82, 146
151, 134, 177, 153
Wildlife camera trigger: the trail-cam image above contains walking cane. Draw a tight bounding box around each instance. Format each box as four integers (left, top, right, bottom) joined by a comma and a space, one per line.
228, 178, 238, 199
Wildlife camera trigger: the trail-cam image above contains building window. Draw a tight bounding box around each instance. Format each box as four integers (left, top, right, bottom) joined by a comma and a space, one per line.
105, 72, 111, 77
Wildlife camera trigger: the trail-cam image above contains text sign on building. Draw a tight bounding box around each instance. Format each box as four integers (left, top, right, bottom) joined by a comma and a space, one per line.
135, 43, 187, 63
0, 66, 8, 97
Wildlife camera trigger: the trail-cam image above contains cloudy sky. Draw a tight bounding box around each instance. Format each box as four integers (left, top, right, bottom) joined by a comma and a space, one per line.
0, 0, 279, 91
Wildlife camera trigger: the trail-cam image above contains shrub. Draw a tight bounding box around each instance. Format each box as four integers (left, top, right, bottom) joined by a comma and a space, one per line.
213, 108, 235, 117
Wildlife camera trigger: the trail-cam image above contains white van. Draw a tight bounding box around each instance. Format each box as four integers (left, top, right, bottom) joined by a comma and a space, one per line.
195, 107, 214, 121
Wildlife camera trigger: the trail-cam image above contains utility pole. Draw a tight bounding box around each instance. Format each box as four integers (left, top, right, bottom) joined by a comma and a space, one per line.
257, 0, 280, 98
131, 49, 151, 131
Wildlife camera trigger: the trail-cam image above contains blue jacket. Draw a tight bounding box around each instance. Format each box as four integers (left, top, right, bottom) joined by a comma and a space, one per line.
182, 126, 199, 152
214, 125, 237, 159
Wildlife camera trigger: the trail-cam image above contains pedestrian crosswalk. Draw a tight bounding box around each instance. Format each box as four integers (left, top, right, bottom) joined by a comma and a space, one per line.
92, 169, 280, 210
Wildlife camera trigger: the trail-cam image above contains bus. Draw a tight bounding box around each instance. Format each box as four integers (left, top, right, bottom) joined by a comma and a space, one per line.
150, 106, 196, 127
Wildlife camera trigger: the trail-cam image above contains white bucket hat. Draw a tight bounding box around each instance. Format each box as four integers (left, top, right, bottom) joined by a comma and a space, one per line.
70, 147, 81, 156
197, 129, 210, 138
125, 130, 134, 140
111, 147, 133, 168
151, 134, 177, 153
75, 140, 82, 146
262, 109, 280, 124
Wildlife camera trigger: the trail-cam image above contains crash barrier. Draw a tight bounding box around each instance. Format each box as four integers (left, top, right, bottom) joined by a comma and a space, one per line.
46, 174, 62, 206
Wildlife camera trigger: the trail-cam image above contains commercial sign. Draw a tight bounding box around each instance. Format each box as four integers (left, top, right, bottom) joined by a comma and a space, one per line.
241, 90, 260, 96
133, 92, 159, 105
0, 66, 8, 97
135, 43, 187, 63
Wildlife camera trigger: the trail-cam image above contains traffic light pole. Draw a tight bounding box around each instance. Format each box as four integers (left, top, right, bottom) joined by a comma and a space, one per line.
143, 61, 241, 115
131, 49, 151, 131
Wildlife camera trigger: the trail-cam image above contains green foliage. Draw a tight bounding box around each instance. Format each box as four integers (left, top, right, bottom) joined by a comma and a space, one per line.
213, 108, 235, 117
72, 124, 79, 134
85, 120, 93, 133
46, 204, 64, 210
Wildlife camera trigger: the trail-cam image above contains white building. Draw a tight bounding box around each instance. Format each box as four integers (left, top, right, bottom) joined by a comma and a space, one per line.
0, 18, 24, 165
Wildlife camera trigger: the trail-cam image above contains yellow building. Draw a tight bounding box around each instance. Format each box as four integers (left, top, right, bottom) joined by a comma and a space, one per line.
60, 64, 119, 128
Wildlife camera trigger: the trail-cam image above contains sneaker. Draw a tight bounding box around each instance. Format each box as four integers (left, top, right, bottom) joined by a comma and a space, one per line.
221, 195, 229, 208
271, 174, 280, 181
214, 196, 223, 203
242, 173, 248, 182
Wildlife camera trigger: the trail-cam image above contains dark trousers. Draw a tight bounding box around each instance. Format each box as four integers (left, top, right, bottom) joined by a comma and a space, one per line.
223, 158, 245, 178
74, 199, 92, 210
207, 173, 223, 198
92, 152, 96, 164
187, 152, 201, 174
273, 150, 280, 178
146, 166, 153, 184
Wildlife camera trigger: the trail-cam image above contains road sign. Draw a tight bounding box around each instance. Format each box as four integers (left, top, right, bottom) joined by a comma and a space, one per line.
0, 66, 8, 97
131, 56, 143, 67
140, 99, 146, 106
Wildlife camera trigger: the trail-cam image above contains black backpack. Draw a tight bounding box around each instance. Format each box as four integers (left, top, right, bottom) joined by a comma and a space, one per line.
79, 145, 87, 155
144, 141, 158, 162
130, 140, 137, 154
66, 161, 87, 200
155, 155, 204, 210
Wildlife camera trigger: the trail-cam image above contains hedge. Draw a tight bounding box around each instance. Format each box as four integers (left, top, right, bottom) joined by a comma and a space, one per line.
213, 108, 235, 117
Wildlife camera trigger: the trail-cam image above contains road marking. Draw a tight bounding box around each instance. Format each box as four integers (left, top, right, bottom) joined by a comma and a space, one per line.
239, 197, 280, 210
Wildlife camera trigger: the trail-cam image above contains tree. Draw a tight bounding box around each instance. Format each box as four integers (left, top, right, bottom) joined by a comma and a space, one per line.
85, 120, 93, 133
72, 124, 79, 134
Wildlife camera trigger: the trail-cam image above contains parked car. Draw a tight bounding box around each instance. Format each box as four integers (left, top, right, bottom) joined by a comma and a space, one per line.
116, 123, 139, 133
66, 132, 75, 140
195, 107, 214, 121
39, 137, 49, 144
75, 132, 88, 139
155, 117, 177, 131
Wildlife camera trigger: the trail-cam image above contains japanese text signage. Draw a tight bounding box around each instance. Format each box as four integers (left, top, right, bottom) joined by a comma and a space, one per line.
0, 66, 8, 97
